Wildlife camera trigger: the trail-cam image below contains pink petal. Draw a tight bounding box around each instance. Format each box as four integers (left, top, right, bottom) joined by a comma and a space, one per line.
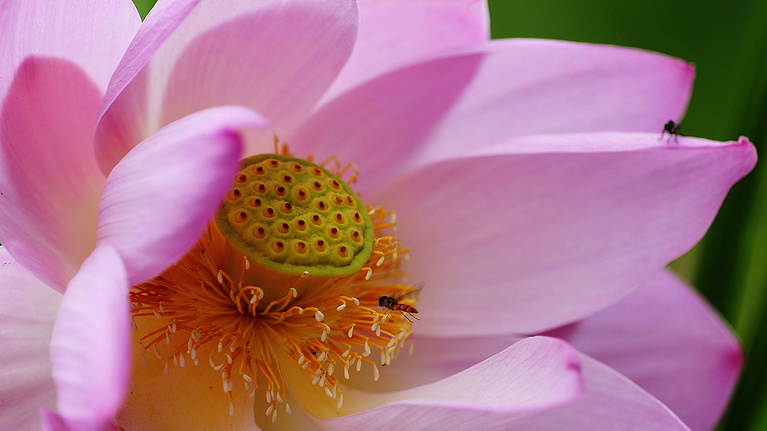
413, 39, 696, 160
545, 270, 741, 430
515, 354, 690, 430
41, 409, 122, 431
323, 0, 489, 101
290, 39, 694, 195
368, 134, 756, 335
0, 57, 105, 292
50, 245, 130, 429
0, 0, 138, 291
342, 334, 520, 393
95, 0, 358, 173
40, 409, 69, 431
93, 0, 202, 176
0, 0, 139, 99
96, 106, 266, 287
309, 337, 582, 430
0, 246, 60, 431
289, 52, 484, 195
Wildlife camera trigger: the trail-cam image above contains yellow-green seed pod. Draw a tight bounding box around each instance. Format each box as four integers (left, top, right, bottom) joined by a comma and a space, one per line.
217, 154, 374, 278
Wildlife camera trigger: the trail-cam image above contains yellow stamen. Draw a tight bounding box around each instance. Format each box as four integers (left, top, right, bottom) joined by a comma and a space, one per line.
127, 151, 417, 423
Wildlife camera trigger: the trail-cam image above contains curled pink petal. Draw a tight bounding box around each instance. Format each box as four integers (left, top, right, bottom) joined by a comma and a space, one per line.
94, 0, 201, 176
0, 246, 60, 430
546, 269, 742, 430
516, 354, 690, 430
311, 337, 582, 430
343, 333, 521, 393
50, 245, 130, 430
0, 57, 105, 292
324, 0, 489, 100
369, 133, 756, 335
96, 106, 267, 286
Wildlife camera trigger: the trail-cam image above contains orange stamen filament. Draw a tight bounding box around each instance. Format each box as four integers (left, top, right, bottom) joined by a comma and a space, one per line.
129, 202, 414, 421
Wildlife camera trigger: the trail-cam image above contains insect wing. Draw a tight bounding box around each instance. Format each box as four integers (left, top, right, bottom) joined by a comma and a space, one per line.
393, 282, 424, 303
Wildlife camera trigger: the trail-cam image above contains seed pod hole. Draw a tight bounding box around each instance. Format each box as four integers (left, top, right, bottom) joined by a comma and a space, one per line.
253, 226, 266, 239
227, 189, 241, 200
280, 202, 293, 214
295, 242, 307, 254
295, 188, 308, 201
272, 241, 285, 253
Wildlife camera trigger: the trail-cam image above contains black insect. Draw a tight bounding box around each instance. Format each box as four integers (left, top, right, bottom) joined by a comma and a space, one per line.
378, 282, 424, 322
661, 120, 681, 143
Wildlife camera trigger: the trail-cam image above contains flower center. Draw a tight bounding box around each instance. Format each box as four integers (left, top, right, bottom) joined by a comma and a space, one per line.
127, 153, 417, 425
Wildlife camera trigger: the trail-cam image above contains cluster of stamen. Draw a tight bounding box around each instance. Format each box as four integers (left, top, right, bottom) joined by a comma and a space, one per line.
129, 151, 415, 424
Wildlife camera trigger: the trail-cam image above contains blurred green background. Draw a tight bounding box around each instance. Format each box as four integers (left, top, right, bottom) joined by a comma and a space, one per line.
132, 0, 767, 429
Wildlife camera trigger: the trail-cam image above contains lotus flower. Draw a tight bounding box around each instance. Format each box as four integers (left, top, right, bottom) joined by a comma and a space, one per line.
0, 0, 755, 430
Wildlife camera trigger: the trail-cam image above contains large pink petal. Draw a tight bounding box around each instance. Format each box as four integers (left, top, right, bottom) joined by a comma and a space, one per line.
96, 106, 266, 287
289, 52, 484, 195
0, 0, 139, 99
0, 57, 105, 292
0, 0, 137, 291
323, 0, 489, 101
545, 270, 741, 431
50, 245, 130, 430
368, 133, 755, 335
95, 0, 358, 173
311, 337, 582, 431
413, 39, 695, 160
0, 246, 60, 431
514, 354, 690, 430
290, 39, 694, 195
